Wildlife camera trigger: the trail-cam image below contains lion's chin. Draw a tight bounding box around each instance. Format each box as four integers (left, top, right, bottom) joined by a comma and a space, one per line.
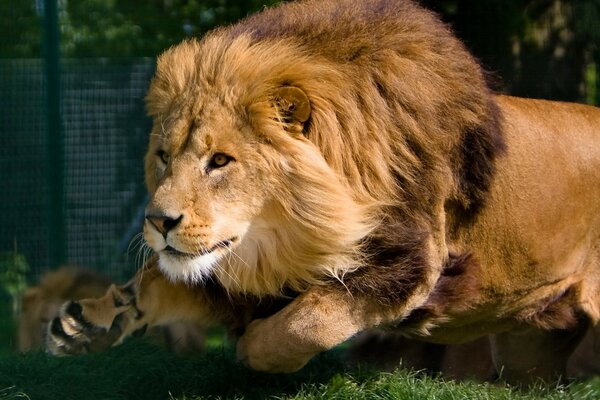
157, 251, 221, 284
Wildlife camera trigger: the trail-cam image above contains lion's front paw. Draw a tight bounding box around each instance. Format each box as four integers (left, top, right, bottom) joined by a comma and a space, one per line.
236, 318, 316, 373
46, 300, 124, 356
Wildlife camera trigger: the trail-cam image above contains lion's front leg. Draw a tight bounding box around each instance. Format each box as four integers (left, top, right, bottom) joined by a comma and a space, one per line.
46, 256, 215, 355
236, 286, 403, 373
236, 288, 356, 372
236, 222, 451, 373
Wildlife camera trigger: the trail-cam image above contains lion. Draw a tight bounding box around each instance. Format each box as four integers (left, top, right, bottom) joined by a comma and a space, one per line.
45, 0, 600, 385
19, 267, 111, 351
20, 266, 205, 354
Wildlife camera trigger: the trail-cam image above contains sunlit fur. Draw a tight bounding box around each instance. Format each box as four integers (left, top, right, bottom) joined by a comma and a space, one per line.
144, 37, 379, 294
157, 252, 220, 283
143, 0, 497, 297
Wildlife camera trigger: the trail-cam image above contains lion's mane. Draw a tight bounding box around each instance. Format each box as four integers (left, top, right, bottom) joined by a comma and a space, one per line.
144, 0, 504, 297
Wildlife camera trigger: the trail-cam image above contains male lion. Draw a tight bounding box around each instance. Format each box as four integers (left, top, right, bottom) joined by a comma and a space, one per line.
47, 0, 600, 385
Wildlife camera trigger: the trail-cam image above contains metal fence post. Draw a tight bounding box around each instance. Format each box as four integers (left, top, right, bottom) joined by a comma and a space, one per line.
43, 0, 65, 268
596, 52, 600, 106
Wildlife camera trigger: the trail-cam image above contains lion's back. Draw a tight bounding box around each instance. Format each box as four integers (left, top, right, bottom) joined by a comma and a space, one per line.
458, 95, 600, 326
229, 0, 456, 63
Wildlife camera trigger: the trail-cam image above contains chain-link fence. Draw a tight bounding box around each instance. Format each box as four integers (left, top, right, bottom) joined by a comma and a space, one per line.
0, 57, 157, 352
1, 58, 153, 280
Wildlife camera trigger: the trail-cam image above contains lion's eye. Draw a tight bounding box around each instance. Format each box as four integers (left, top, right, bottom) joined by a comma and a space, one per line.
156, 150, 170, 164
209, 153, 232, 169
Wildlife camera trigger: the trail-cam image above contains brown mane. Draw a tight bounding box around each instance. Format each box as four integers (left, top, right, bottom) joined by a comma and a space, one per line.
148, 0, 504, 220
144, 0, 505, 295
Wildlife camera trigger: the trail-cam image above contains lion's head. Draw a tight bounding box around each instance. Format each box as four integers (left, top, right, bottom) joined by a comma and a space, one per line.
143, 37, 379, 295
142, 0, 502, 298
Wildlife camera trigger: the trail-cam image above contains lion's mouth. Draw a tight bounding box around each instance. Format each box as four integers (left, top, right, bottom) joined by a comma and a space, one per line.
163, 238, 237, 258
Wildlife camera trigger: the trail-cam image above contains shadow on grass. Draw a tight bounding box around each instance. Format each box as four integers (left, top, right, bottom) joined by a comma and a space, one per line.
2, 339, 600, 400
0, 339, 375, 400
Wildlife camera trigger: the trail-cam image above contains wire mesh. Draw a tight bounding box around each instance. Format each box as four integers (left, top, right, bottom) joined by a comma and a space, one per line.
0, 59, 153, 282
60, 59, 153, 279
0, 60, 49, 279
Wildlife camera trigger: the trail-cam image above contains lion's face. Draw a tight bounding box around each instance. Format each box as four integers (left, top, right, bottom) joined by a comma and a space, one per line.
143, 98, 275, 283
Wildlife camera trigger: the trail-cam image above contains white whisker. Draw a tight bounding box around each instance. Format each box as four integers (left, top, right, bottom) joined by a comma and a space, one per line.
228, 247, 250, 268
215, 252, 242, 289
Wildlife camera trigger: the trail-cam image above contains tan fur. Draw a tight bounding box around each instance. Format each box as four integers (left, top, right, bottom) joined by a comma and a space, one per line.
46, 0, 600, 384
21, 267, 205, 354
19, 267, 110, 351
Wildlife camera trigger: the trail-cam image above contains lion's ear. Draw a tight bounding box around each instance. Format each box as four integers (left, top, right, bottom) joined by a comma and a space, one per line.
271, 86, 311, 133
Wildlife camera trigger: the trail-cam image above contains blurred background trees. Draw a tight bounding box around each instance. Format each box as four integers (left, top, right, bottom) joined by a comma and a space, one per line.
3, 0, 599, 103
2, 0, 280, 58
423, 0, 600, 103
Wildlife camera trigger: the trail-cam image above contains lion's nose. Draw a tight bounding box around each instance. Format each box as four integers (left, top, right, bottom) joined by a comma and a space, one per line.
146, 214, 183, 237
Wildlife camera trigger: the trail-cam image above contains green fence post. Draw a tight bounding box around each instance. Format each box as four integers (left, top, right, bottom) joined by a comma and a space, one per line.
43, 0, 65, 268
596, 52, 600, 106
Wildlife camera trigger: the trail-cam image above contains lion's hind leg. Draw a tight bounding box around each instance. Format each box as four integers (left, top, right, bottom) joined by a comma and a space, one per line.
490, 317, 590, 386
46, 283, 137, 355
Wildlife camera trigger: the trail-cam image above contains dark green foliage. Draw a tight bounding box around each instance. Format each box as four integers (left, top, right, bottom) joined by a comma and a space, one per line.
423, 0, 600, 103
0, 1, 41, 58
0, 295, 15, 356
65, 0, 280, 57
0, 250, 29, 316
3, 0, 284, 58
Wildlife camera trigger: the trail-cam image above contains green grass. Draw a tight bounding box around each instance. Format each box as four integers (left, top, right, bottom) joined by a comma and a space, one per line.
1, 340, 599, 400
